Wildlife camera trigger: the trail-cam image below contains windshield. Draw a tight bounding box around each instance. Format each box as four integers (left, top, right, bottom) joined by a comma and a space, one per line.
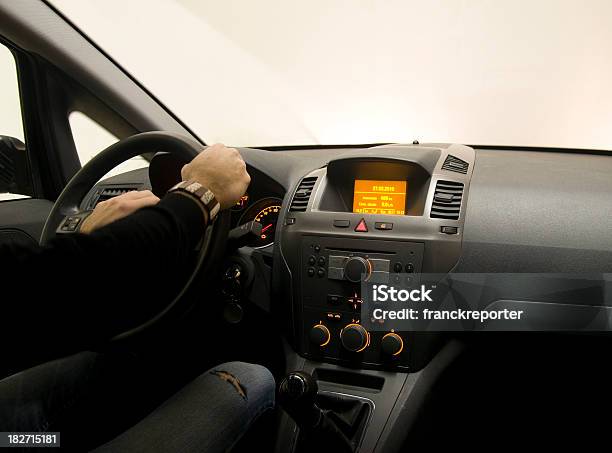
53, 0, 612, 150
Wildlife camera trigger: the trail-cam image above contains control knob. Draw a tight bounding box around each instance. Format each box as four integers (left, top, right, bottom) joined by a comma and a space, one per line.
343, 256, 372, 282
340, 323, 370, 352
381, 332, 404, 356
309, 323, 331, 347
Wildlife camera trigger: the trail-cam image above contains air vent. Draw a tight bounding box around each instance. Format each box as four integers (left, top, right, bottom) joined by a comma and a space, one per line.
0, 148, 15, 188
430, 180, 464, 220
0, 136, 24, 191
441, 154, 469, 174
90, 187, 138, 209
289, 177, 318, 212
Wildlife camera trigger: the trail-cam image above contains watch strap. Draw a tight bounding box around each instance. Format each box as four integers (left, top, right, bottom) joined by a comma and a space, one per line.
169, 180, 220, 220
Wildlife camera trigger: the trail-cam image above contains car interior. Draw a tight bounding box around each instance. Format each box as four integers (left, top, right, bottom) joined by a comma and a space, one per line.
1, 1, 612, 451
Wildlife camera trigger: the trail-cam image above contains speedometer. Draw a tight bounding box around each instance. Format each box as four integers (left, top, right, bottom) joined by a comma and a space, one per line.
238, 197, 283, 247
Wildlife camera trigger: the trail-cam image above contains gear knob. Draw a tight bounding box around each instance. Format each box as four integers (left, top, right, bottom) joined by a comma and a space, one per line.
278, 371, 355, 452
278, 371, 318, 404
278, 371, 321, 427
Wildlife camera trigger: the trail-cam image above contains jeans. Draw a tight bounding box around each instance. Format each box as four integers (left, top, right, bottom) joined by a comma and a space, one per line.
0, 352, 275, 452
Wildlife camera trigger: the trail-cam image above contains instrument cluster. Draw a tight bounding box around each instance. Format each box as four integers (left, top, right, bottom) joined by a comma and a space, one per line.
234, 196, 282, 248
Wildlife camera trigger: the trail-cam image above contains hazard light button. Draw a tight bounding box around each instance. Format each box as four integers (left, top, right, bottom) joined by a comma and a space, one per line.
354, 218, 368, 232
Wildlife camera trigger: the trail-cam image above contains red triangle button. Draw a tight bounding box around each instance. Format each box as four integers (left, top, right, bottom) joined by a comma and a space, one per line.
354, 218, 368, 232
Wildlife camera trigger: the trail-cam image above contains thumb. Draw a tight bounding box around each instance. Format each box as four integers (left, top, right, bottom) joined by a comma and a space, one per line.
181, 163, 190, 181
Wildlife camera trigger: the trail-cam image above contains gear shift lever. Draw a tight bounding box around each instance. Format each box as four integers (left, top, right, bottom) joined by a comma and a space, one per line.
277, 371, 322, 428
278, 372, 359, 453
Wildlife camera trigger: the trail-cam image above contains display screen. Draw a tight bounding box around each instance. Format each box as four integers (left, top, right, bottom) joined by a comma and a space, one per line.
353, 180, 407, 215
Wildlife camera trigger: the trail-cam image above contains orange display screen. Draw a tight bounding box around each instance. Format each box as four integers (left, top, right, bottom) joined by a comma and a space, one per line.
353, 180, 407, 215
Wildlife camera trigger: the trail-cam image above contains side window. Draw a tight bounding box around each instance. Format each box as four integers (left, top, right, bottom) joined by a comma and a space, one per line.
69, 111, 148, 179
0, 43, 29, 201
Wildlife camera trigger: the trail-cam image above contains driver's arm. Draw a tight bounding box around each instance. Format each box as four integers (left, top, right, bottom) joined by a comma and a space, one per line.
0, 144, 249, 366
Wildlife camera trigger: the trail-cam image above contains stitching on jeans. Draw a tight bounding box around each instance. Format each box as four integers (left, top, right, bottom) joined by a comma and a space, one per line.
211, 370, 247, 400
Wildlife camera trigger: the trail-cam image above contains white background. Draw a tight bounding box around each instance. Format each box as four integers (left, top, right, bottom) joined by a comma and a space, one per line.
0, 45, 24, 143
2, 1, 612, 150
50, 0, 612, 149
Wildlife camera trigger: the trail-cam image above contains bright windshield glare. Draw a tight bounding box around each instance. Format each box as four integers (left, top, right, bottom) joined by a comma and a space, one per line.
53, 0, 612, 150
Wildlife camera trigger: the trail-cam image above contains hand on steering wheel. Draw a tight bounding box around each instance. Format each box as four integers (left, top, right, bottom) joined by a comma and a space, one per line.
40, 132, 236, 342
80, 190, 160, 234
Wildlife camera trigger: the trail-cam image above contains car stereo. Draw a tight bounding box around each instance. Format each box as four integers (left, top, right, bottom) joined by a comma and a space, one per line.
276, 144, 475, 371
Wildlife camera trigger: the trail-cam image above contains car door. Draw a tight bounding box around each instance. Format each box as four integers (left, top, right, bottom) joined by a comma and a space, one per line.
0, 37, 149, 248
0, 41, 53, 247
0, 0, 200, 250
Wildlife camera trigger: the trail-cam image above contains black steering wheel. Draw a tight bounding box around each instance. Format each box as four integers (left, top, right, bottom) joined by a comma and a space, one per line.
40, 131, 230, 341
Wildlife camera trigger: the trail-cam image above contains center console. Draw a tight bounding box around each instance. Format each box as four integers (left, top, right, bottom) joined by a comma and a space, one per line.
299, 236, 424, 370
275, 144, 475, 372
273, 143, 475, 452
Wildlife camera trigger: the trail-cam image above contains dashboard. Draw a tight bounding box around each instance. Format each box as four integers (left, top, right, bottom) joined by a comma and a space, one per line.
84, 162, 285, 250
227, 166, 284, 248
84, 142, 612, 373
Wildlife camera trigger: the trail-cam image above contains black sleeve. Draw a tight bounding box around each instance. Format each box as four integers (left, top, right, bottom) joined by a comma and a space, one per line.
0, 193, 207, 362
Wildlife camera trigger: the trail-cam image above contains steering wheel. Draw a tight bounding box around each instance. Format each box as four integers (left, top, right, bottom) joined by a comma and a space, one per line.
40, 131, 230, 341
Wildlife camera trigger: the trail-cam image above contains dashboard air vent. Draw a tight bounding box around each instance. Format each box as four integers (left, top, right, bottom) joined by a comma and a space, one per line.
0, 148, 15, 189
430, 180, 464, 220
289, 177, 318, 212
91, 187, 137, 209
441, 155, 469, 174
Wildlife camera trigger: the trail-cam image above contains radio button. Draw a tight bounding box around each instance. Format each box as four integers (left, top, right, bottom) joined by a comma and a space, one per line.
307, 267, 315, 277
328, 267, 344, 280
329, 255, 348, 268
317, 256, 326, 266
375, 222, 393, 231
347, 294, 363, 310
369, 271, 389, 284
307, 255, 316, 265
333, 219, 350, 228
370, 258, 390, 272
326, 312, 342, 321
440, 226, 458, 234
327, 294, 345, 305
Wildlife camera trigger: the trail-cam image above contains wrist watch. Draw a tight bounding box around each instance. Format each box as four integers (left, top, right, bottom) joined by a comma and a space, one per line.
169, 180, 220, 221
